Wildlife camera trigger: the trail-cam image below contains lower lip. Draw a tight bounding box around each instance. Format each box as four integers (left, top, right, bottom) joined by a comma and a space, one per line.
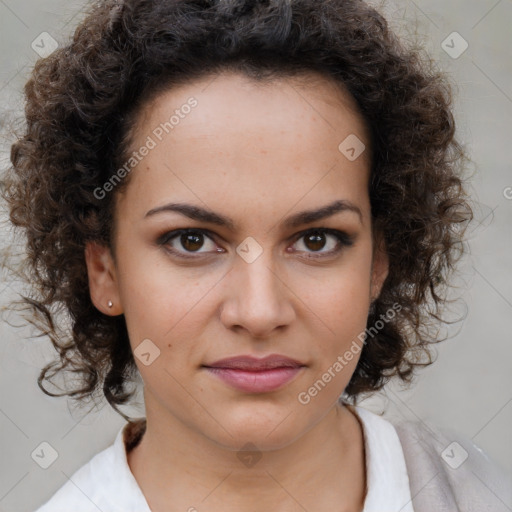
203, 366, 304, 393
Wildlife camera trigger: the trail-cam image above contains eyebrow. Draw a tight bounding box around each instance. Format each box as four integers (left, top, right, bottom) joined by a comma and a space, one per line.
144, 199, 363, 229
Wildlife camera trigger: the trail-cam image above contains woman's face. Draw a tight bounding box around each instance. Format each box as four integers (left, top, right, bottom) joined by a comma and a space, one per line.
86, 70, 388, 450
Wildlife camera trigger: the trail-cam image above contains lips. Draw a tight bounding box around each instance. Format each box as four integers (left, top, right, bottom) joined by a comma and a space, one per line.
202, 354, 306, 393
202, 354, 305, 371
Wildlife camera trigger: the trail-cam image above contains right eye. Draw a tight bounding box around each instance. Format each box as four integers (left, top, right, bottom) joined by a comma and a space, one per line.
158, 229, 224, 259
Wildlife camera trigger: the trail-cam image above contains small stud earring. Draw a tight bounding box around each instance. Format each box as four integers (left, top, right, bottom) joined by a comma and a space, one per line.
107, 300, 113, 308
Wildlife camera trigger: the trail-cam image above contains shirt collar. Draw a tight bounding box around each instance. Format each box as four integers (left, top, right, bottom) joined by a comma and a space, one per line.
109, 419, 151, 511
114, 408, 414, 512
352, 405, 415, 512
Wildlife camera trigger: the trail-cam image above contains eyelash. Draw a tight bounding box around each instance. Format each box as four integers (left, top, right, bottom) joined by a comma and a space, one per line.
157, 228, 355, 261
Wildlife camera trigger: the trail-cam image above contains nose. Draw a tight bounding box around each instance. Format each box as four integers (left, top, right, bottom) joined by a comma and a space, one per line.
219, 249, 295, 339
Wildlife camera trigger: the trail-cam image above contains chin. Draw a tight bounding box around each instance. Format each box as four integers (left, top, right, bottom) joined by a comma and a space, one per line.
204, 404, 308, 452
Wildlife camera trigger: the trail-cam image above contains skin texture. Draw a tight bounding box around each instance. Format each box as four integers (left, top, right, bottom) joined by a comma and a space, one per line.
85, 71, 389, 511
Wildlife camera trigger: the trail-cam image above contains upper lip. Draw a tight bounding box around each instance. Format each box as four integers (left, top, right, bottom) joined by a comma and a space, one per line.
203, 354, 305, 371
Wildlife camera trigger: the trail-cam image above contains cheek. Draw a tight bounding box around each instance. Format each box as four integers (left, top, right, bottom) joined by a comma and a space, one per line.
300, 251, 373, 380
312, 283, 370, 372
301, 278, 371, 404
308, 258, 372, 334
114, 239, 215, 340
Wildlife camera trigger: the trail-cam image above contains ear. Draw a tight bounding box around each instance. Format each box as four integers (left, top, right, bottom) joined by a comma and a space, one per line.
84, 241, 123, 315
370, 231, 389, 303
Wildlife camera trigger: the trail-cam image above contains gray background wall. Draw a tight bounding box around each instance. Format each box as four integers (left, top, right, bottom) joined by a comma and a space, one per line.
0, 1, 511, 510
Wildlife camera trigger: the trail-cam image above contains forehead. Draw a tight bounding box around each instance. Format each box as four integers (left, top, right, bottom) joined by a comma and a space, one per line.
134, 69, 369, 148
117, 70, 371, 227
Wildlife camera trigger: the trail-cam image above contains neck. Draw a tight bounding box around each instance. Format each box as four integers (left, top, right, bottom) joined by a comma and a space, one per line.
127, 399, 366, 512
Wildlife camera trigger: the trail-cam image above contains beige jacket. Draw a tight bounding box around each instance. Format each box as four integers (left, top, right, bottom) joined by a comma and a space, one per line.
394, 420, 511, 511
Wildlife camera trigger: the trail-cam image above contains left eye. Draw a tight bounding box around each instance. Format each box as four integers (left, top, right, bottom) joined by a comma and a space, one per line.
291, 229, 347, 256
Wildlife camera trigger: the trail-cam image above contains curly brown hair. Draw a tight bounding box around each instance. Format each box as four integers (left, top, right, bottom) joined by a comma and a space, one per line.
2, 0, 474, 420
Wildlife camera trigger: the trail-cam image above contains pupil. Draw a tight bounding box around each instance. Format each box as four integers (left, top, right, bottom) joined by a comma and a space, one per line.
306, 232, 325, 251
182, 233, 203, 251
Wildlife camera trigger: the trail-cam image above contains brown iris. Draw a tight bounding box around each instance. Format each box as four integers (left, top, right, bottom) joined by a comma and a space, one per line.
303, 231, 327, 252
180, 232, 205, 252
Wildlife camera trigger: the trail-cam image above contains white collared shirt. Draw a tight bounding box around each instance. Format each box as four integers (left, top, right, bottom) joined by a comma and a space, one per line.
35, 405, 414, 512
356, 406, 414, 512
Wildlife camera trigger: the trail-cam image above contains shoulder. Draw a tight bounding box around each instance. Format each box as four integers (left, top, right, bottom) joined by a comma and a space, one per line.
392, 417, 511, 512
34, 420, 149, 512
34, 442, 118, 512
